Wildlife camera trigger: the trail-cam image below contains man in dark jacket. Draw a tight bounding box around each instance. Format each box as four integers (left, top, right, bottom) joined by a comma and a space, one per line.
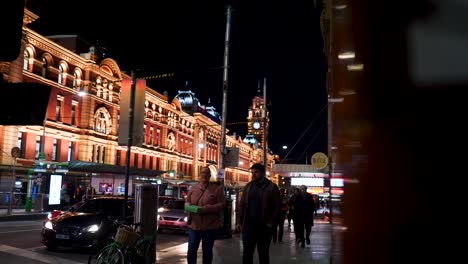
291, 185, 316, 248
236, 163, 281, 264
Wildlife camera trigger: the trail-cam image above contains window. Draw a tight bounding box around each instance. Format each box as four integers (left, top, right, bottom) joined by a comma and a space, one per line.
91, 145, 95, 162
23, 50, 29, 71
17, 132, 26, 158
156, 129, 160, 147
52, 139, 58, 161
71, 104, 76, 126
149, 156, 153, 169
94, 108, 111, 134
96, 145, 100, 163
35, 135, 42, 159
102, 147, 106, 163
73, 71, 78, 89
58, 65, 63, 84
134, 153, 138, 168
149, 126, 154, 145
42, 58, 47, 78
142, 155, 146, 168
115, 150, 121, 166
56, 97, 62, 121
67, 142, 74, 161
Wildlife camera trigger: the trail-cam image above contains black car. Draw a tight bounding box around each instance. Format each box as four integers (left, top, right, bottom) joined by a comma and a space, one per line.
41, 196, 134, 250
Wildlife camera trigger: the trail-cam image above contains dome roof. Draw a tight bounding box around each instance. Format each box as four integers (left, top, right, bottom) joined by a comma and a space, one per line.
174, 90, 201, 113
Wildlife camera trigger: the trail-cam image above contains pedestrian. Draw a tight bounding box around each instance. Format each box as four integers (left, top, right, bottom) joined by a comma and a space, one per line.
289, 187, 300, 241
291, 185, 316, 248
236, 163, 281, 264
272, 188, 289, 243
60, 184, 70, 210
75, 185, 84, 203
186, 166, 226, 264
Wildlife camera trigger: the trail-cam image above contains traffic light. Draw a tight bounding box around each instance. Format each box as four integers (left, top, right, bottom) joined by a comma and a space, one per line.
0, 0, 25, 61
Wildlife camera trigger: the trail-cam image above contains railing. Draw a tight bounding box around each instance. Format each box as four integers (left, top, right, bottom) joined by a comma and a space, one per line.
0, 192, 46, 216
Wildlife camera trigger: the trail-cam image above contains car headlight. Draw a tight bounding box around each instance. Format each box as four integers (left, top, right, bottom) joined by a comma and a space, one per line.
184, 216, 188, 222
84, 224, 100, 233
157, 207, 165, 213
44, 221, 53, 230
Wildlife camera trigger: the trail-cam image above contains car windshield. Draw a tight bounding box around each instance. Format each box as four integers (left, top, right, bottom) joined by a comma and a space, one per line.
159, 197, 185, 210
75, 199, 134, 216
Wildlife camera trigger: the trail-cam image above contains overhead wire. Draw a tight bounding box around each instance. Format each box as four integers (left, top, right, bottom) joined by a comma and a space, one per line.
281, 102, 328, 164
296, 122, 327, 164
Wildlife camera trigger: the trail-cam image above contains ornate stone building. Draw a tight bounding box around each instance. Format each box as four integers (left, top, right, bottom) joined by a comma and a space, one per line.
0, 7, 274, 197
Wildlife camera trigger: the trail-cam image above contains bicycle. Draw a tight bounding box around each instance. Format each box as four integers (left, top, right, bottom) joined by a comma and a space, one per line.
88, 222, 155, 264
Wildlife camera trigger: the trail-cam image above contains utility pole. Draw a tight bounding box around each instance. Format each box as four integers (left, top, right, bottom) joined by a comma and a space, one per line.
123, 70, 136, 221
262, 78, 267, 168
219, 5, 232, 184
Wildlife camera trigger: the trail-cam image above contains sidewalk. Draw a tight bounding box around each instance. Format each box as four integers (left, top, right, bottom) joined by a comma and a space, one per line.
0, 211, 343, 264
157, 218, 343, 264
0, 209, 47, 222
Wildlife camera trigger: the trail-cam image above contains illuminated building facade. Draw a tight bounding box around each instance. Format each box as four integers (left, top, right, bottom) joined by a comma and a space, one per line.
0, 7, 274, 196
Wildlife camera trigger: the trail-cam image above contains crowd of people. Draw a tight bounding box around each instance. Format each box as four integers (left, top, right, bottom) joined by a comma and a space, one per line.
59, 183, 96, 209
183, 162, 324, 264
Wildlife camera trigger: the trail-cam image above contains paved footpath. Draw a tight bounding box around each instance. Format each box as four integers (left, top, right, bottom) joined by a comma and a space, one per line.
157, 219, 343, 264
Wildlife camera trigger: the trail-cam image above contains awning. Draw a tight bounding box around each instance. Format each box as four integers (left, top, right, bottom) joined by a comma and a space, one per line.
67, 161, 167, 177
161, 178, 199, 186
161, 178, 186, 186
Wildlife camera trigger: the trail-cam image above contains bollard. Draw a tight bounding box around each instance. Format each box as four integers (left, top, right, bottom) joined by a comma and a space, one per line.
134, 184, 158, 264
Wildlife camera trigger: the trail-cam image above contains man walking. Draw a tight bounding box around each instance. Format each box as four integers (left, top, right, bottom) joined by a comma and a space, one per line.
272, 188, 289, 243
236, 163, 281, 264
291, 185, 316, 248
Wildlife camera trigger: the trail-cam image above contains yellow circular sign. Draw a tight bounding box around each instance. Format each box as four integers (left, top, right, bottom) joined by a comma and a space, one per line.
311, 152, 328, 169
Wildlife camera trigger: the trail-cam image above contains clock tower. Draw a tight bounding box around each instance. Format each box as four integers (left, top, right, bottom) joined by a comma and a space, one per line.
246, 85, 269, 147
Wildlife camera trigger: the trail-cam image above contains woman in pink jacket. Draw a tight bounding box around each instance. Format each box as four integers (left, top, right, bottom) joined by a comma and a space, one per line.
186, 166, 226, 264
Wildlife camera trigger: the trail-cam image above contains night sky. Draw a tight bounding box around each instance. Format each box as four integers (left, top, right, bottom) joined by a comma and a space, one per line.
27, 0, 327, 164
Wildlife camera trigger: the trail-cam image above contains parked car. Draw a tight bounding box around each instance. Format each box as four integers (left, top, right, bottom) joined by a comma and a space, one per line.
46, 200, 85, 220
157, 196, 189, 233
41, 196, 134, 250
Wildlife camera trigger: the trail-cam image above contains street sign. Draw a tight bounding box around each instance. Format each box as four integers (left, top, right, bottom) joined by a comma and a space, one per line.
311, 152, 328, 170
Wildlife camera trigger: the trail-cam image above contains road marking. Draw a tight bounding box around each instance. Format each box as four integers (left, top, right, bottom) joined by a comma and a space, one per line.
0, 244, 83, 264
0, 228, 42, 234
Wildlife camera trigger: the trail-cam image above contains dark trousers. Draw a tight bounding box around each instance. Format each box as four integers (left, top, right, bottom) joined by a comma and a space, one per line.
187, 228, 217, 264
242, 225, 272, 264
273, 212, 286, 242
295, 218, 312, 242
287, 212, 292, 226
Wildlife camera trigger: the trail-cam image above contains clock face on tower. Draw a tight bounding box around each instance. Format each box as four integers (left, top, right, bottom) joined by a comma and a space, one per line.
253, 121, 261, 130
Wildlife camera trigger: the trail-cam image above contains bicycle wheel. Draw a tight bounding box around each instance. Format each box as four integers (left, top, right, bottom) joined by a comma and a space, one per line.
88, 238, 114, 263
127, 239, 154, 264
89, 243, 125, 264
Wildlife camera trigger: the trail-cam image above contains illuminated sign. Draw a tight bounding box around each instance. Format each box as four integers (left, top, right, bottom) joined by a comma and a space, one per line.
48, 175, 62, 205
331, 178, 344, 187
307, 187, 325, 194
291, 177, 324, 187
331, 188, 344, 195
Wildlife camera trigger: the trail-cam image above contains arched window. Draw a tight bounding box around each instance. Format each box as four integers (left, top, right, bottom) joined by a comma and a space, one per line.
93, 107, 111, 134
23, 50, 29, 71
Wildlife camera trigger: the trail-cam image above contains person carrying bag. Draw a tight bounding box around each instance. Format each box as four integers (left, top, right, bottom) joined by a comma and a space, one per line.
185, 166, 226, 264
